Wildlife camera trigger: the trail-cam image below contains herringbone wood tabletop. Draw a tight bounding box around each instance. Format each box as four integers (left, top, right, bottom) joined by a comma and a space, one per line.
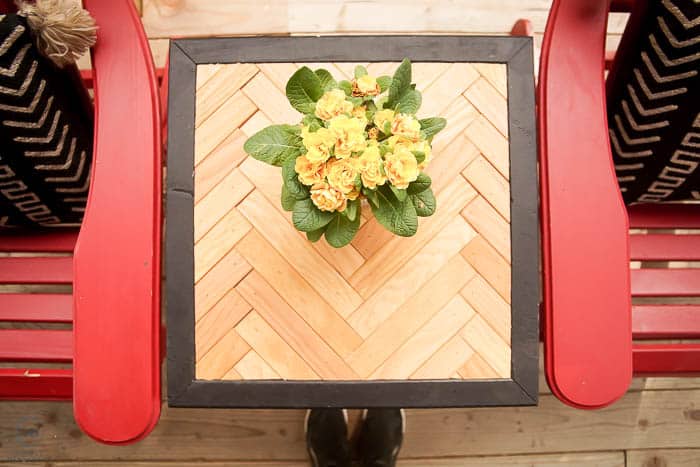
192, 62, 511, 381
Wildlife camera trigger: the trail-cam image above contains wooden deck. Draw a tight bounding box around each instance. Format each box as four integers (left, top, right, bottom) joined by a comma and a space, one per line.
1, 1, 699, 466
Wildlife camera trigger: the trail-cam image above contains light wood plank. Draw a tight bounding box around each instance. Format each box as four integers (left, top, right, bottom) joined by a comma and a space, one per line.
461, 275, 511, 342
463, 155, 511, 222
458, 352, 501, 379
195, 288, 252, 359
411, 334, 474, 380
427, 133, 481, 193
196, 64, 224, 90
627, 449, 700, 467
194, 130, 249, 202
370, 295, 475, 379
419, 63, 480, 117
242, 72, 300, 124
429, 96, 479, 155
195, 248, 252, 317
460, 314, 511, 378
258, 63, 299, 92
234, 351, 282, 380
240, 111, 273, 138
195, 64, 259, 127
461, 236, 511, 304
348, 216, 475, 338
473, 63, 508, 98
236, 311, 319, 379
196, 327, 250, 380
465, 115, 510, 180
194, 169, 254, 242
464, 77, 509, 137
236, 270, 359, 379
194, 208, 251, 283
237, 190, 363, 317
235, 230, 362, 359
462, 196, 511, 263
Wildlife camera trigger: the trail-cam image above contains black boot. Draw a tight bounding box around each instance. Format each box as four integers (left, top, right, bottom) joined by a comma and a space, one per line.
305, 409, 352, 467
357, 409, 405, 467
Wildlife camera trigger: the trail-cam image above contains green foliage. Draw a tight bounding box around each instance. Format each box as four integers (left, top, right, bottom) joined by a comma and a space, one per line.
354, 65, 368, 78
306, 226, 326, 242
419, 117, 447, 139
411, 188, 436, 217
390, 185, 408, 201
243, 125, 302, 166
371, 185, 418, 237
286, 66, 323, 114
338, 80, 352, 95
325, 211, 361, 248
377, 75, 392, 92
282, 156, 309, 200
292, 198, 334, 232
315, 69, 337, 91
387, 58, 412, 108
344, 198, 360, 221
406, 172, 431, 195
395, 89, 422, 114
281, 185, 297, 211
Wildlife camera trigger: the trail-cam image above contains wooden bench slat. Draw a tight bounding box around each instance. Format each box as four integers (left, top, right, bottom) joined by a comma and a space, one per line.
628, 204, 700, 229
633, 305, 700, 339
0, 257, 73, 284
0, 368, 72, 400
630, 234, 700, 261
633, 344, 700, 375
0, 330, 72, 362
0, 231, 78, 253
631, 269, 700, 297
0, 294, 72, 322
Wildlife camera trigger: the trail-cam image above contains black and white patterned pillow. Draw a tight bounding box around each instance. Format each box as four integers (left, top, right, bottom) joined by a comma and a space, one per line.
0, 13, 92, 229
607, 0, 699, 204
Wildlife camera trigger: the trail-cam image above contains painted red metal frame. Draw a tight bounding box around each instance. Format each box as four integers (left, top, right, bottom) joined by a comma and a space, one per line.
0, 0, 163, 444
538, 0, 633, 409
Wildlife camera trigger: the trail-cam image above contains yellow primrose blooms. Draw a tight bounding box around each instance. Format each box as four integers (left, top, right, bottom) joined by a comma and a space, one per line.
301, 126, 335, 164
352, 75, 380, 97
413, 139, 433, 169
310, 182, 347, 212
384, 147, 419, 189
373, 109, 395, 133
295, 155, 327, 186
329, 115, 367, 159
391, 113, 421, 142
356, 145, 386, 189
326, 157, 359, 194
315, 89, 353, 121
346, 188, 360, 201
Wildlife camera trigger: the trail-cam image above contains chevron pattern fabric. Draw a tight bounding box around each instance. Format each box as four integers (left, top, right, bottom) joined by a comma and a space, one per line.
0, 14, 92, 228
193, 61, 512, 382
608, 0, 700, 203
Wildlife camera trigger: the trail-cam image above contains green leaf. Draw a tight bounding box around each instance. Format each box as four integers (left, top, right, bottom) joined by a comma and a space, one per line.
348, 96, 364, 106
282, 156, 309, 199
339, 80, 352, 95
377, 75, 392, 92
292, 198, 334, 232
302, 114, 323, 127
412, 150, 425, 164
306, 226, 326, 242
243, 125, 302, 166
354, 65, 368, 78
286, 66, 323, 114
281, 185, 297, 211
387, 58, 412, 108
363, 187, 379, 207
419, 117, 447, 139
406, 172, 431, 195
394, 89, 422, 114
390, 185, 408, 201
411, 188, 436, 217
325, 211, 361, 248
371, 185, 418, 237
344, 198, 360, 222
315, 69, 337, 91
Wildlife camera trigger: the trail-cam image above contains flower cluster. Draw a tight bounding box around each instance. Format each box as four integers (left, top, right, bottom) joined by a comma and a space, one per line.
244, 59, 446, 248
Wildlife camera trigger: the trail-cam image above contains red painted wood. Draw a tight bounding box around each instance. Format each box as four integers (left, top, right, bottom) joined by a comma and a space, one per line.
631, 269, 700, 297
0, 257, 73, 284
633, 305, 700, 339
539, 0, 632, 409
0, 369, 72, 400
0, 294, 72, 322
628, 204, 700, 229
0, 330, 72, 362
633, 344, 700, 375
0, 231, 78, 252
73, 0, 162, 445
630, 234, 700, 261
605, 50, 615, 70
510, 19, 534, 37
81, 68, 166, 90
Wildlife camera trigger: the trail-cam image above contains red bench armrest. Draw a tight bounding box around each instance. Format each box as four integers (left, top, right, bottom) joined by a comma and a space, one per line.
73, 0, 162, 443
538, 0, 632, 408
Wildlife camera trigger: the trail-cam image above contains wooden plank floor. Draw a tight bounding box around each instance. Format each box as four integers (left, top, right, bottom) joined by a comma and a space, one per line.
3, 1, 699, 466
193, 61, 512, 382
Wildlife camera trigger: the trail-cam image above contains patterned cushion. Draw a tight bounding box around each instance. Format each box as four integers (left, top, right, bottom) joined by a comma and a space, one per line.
0, 13, 93, 229
607, 0, 699, 204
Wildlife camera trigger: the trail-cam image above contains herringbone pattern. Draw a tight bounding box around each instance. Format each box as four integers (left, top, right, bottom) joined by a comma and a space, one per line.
193, 62, 511, 381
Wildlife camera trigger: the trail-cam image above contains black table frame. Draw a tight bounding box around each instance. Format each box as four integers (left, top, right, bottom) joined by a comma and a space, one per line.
166, 35, 539, 408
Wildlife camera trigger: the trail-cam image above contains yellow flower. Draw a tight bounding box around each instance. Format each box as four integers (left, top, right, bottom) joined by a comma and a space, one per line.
326, 157, 359, 194
391, 113, 421, 142
295, 155, 327, 186
413, 139, 433, 169
315, 89, 353, 121
384, 147, 419, 189
373, 109, 395, 133
357, 145, 386, 189
329, 115, 367, 159
301, 126, 335, 163
352, 75, 380, 97
310, 182, 347, 212
346, 188, 360, 201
